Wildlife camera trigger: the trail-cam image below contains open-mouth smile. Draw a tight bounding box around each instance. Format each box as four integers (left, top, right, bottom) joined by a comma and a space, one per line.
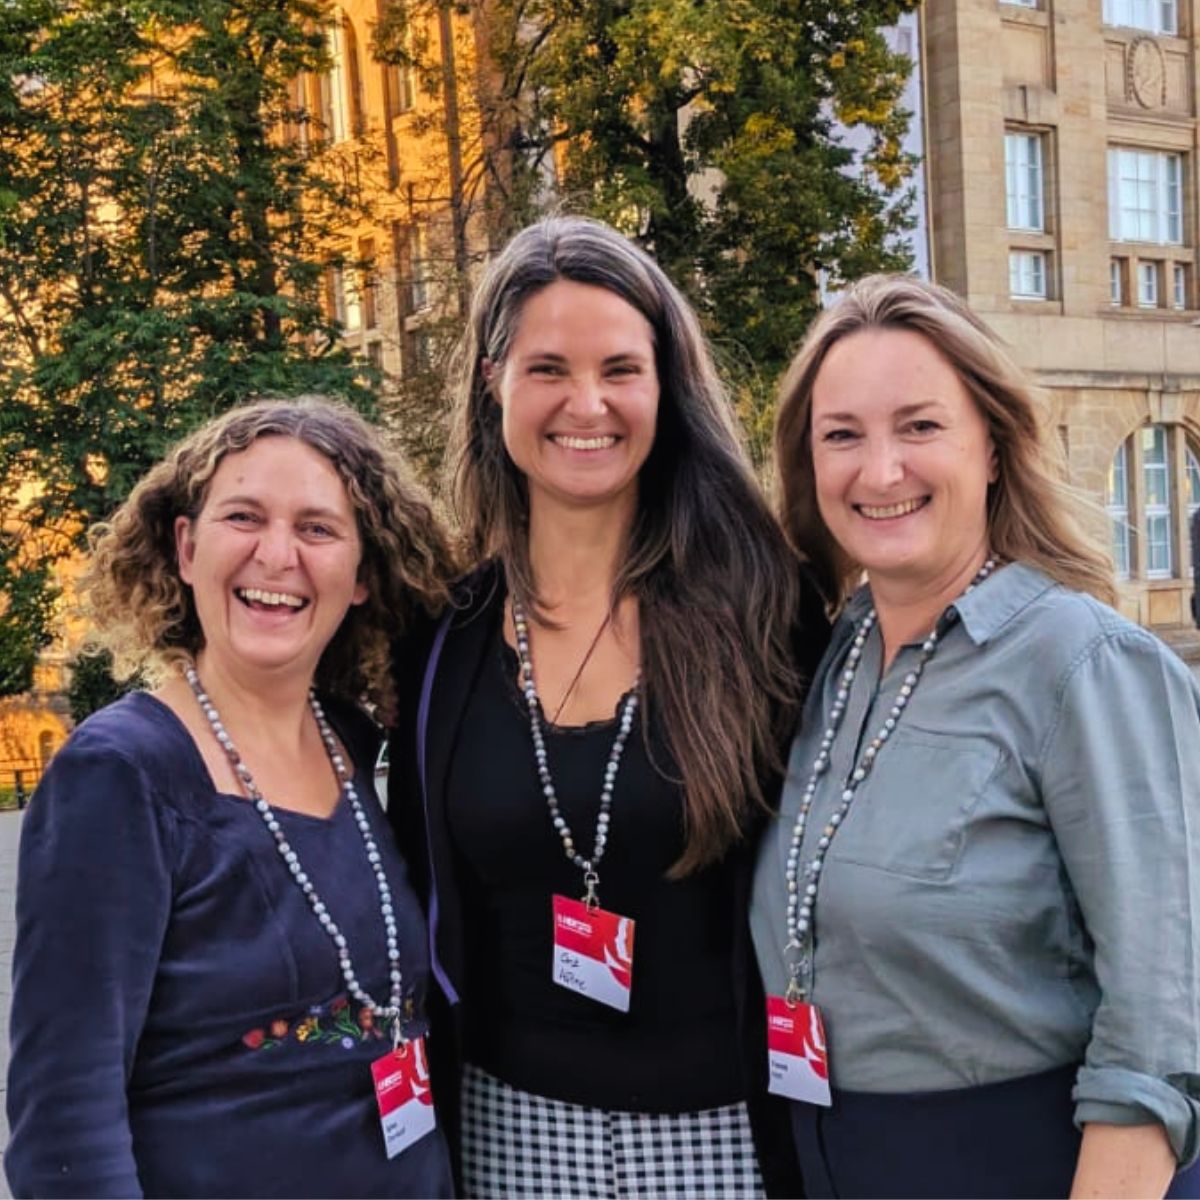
855, 497, 930, 520
234, 587, 310, 612
549, 434, 619, 451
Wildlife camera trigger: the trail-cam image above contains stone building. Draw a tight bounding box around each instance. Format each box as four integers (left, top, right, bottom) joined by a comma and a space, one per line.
923, 0, 1200, 632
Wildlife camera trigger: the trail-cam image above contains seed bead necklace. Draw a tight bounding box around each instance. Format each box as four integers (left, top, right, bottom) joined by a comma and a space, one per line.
511, 596, 638, 908
184, 665, 406, 1040
782, 558, 997, 1003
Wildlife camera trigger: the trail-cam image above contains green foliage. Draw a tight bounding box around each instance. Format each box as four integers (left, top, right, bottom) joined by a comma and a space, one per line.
0, 0, 378, 696
66, 648, 140, 723
379, 0, 918, 445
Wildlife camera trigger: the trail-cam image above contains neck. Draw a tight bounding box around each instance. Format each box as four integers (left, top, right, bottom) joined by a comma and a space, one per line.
527, 495, 634, 610
870, 544, 990, 670
190, 651, 314, 752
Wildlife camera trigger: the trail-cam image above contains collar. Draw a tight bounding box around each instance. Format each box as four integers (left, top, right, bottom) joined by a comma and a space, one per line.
837, 561, 1059, 646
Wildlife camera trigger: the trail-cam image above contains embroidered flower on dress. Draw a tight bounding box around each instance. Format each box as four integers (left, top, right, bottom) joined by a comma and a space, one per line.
240, 994, 388, 1053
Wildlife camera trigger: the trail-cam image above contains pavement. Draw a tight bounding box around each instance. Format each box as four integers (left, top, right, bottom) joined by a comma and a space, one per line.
0, 811, 19, 1200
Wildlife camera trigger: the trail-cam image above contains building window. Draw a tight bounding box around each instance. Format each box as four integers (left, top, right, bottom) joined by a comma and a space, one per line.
1102, 0, 1178, 34
1107, 440, 1132, 580
1004, 0, 1039, 6
328, 264, 362, 332
1142, 425, 1173, 578
408, 223, 430, 311
1110, 258, 1126, 305
359, 237, 377, 330
1108, 148, 1183, 244
1005, 133, 1044, 231
365, 339, 384, 372
1138, 261, 1159, 307
1009, 250, 1048, 299
1173, 263, 1188, 309
320, 23, 349, 143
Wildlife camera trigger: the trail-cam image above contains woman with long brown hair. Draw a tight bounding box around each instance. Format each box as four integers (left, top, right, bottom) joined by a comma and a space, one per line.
753, 274, 1200, 1198
390, 216, 828, 1198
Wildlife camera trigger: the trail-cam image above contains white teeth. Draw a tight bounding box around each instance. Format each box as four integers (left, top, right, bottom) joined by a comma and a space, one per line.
858, 498, 926, 520
553, 435, 617, 451
236, 587, 306, 609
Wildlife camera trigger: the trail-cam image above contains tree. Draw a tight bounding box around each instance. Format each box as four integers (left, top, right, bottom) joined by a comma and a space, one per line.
377, 0, 919, 466
0, 0, 376, 694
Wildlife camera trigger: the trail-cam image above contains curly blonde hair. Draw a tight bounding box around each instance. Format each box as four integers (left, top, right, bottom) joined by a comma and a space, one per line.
775, 274, 1115, 608
84, 396, 456, 723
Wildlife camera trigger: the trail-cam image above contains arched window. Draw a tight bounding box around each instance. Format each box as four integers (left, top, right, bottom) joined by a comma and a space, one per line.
37, 730, 55, 768
1106, 424, 1200, 582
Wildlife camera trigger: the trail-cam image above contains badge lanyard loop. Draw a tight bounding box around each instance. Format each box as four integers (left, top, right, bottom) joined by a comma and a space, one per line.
511, 596, 639, 911
780, 560, 997, 1011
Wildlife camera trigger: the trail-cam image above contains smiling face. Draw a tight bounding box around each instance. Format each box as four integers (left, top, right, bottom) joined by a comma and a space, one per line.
175, 435, 368, 688
487, 279, 660, 523
810, 327, 996, 598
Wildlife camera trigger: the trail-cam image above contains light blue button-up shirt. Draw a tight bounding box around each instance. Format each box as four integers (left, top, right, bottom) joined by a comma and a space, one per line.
750, 562, 1200, 1164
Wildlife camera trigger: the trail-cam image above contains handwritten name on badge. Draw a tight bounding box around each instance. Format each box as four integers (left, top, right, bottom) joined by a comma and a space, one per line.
551, 894, 635, 1013
766, 996, 832, 1107
371, 1036, 437, 1159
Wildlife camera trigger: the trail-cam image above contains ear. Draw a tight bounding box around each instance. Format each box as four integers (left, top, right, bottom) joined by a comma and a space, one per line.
351, 579, 369, 606
987, 438, 1000, 485
481, 358, 501, 404
175, 515, 197, 585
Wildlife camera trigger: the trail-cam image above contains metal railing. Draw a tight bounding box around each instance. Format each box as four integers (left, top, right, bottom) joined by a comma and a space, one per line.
0, 761, 45, 810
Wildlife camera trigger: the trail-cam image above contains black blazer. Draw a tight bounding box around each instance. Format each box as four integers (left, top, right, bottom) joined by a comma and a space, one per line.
390, 561, 829, 1196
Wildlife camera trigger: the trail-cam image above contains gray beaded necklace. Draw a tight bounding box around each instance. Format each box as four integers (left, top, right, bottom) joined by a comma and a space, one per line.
782, 559, 997, 1002
511, 596, 639, 908
184, 665, 405, 1038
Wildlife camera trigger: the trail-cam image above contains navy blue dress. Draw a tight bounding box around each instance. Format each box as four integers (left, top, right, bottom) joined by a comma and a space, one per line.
5, 692, 453, 1199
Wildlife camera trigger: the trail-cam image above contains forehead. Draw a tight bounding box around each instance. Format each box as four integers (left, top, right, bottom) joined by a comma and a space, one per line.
507, 279, 655, 354
812, 327, 972, 417
204, 435, 353, 509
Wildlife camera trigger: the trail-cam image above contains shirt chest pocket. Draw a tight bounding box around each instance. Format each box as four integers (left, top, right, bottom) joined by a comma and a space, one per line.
828, 727, 1004, 882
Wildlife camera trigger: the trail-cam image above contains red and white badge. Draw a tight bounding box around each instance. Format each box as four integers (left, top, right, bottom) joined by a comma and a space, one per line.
371, 1036, 437, 1159
766, 995, 832, 1107
551, 894, 636, 1012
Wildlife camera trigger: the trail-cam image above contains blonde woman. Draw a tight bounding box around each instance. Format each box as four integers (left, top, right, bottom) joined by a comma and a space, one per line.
751, 274, 1200, 1199
6, 398, 456, 1198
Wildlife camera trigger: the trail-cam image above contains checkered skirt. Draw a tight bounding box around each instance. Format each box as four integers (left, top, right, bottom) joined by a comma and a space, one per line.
461, 1063, 765, 1199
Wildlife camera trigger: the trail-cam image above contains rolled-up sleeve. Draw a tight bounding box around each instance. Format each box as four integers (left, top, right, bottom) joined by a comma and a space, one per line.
1040, 628, 1200, 1165
5, 738, 174, 1198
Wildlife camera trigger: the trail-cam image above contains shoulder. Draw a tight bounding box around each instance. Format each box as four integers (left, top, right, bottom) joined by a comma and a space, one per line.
52, 692, 195, 789
319, 693, 383, 771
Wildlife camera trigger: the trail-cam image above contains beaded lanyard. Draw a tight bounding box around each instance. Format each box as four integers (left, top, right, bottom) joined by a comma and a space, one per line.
782, 559, 997, 1003
511, 596, 638, 909
184, 666, 407, 1044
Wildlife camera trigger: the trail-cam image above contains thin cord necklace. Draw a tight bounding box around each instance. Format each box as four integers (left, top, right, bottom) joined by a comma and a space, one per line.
184, 665, 406, 1039
548, 609, 612, 726
512, 595, 638, 908
782, 558, 997, 1002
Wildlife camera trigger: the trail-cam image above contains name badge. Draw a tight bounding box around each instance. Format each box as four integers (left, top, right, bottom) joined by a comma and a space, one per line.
766, 995, 832, 1107
551, 894, 635, 1012
371, 1036, 437, 1159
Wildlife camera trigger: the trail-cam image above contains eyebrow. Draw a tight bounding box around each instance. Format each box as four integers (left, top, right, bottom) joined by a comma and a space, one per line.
519, 350, 652, 365
210, 495, 350, 521
815, 400, 948, 423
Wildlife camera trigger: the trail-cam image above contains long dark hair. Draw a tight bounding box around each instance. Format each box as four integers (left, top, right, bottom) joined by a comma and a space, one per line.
448, 217, 805, 874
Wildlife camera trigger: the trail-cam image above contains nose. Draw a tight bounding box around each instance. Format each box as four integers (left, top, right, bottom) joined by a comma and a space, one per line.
859, 435, 906, 490
562, 374, 607, 422
253, 520, 299, 573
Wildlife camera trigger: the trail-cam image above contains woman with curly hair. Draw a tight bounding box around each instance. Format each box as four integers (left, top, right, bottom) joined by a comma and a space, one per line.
5, 397, 456, 1199
390, 217, 828, 1198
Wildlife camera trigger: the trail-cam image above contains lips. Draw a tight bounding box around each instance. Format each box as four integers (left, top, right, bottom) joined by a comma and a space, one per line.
549, 434, 618, 451
855, 497, 930, 520
234, 586, 309, 611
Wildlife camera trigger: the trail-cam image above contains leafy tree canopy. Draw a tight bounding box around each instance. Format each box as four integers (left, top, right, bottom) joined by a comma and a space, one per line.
0, 0, 376, 695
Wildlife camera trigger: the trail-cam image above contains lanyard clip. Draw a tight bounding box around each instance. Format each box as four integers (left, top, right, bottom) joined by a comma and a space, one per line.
582, 869, 600, 911
392, 1017, 408, 1056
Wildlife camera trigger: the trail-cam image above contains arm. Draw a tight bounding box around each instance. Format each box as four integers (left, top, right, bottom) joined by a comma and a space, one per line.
5, 736, 173, 1199
1071, 1123, 1176, 1199
1040, 628, 1200, 1194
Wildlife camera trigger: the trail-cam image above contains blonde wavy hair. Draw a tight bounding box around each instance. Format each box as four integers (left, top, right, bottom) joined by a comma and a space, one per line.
84, 396, 456, 722
776, 274, 1115, 607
